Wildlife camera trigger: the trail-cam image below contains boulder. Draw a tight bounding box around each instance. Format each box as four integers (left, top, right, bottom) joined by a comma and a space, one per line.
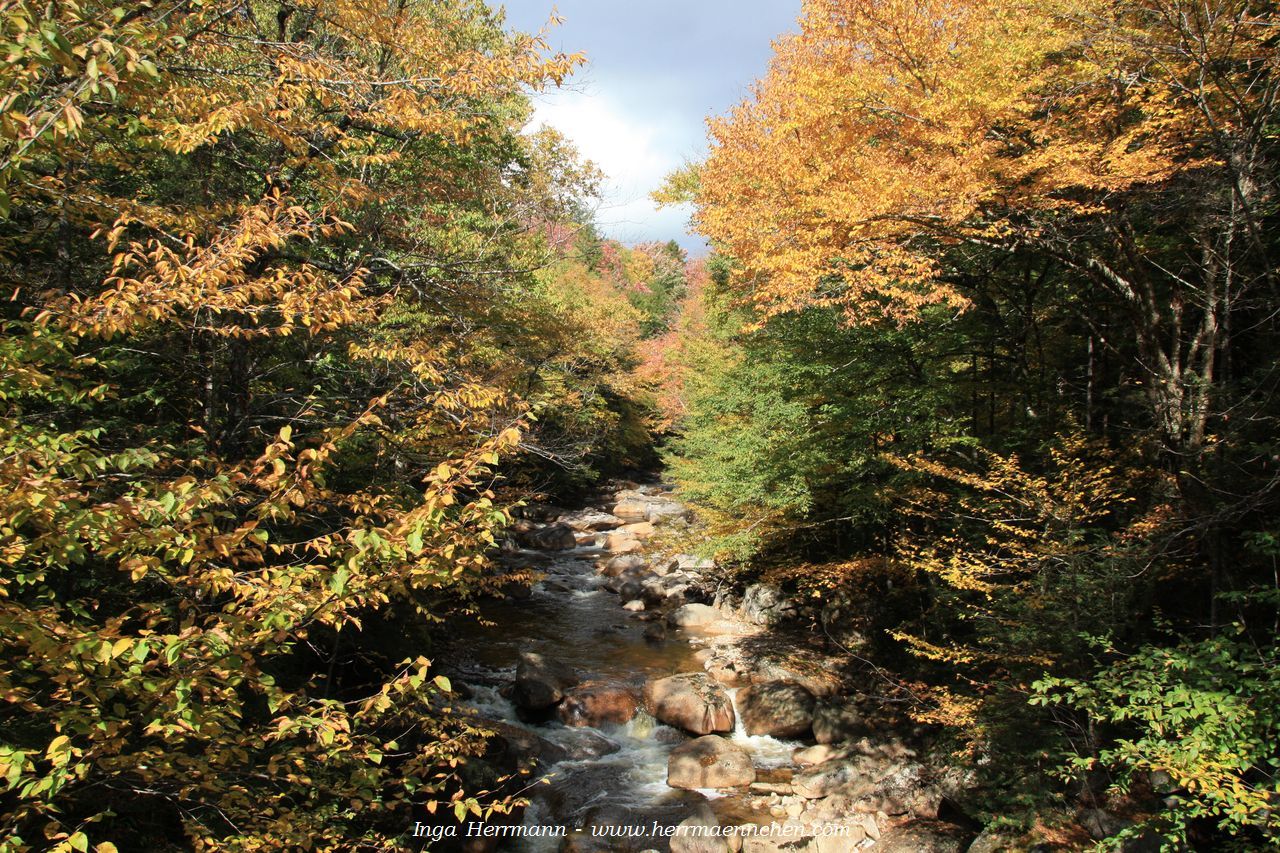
870, 821, 970, 852
812, 701, 867, 745
646, 500, 689, 523
644, 673, 736, 735
668, 603, 720, 628
793, 754, 882, 799
563, 510, 624, 532
624, 521, 657, 538
481, 721, 568, 775
820, 590, 869, 652
670, 801, 731, 852
623, 599, 646, 612
737, 681, 816, 738
606, 531, 643, 554
793, 744, 849, 768
614, 497, 652, 521
557, 681, 641, 728
667, 736, 755, 789
554, 727, 621, 760
520, 523, 578, 551
513, 652, 578, 712
739, 583, 796, 626
601, 554, 647, 577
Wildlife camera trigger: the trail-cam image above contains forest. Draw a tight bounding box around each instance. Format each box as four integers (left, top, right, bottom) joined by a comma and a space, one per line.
0, 0, 1277, 851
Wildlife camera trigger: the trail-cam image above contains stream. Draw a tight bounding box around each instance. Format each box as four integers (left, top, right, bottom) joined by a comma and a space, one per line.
438, 481, 806, 851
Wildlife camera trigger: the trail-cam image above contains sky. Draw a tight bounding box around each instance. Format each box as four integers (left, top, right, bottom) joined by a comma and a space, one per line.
500, 1, 802, 254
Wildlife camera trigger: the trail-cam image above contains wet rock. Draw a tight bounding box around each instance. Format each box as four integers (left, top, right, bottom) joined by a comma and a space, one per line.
521, 523, 578, 551
554, 728, 621, 760
555, 789, 708, 852
644, 673, 736, 735
737, 681, 816, 738
668, 603, 720, 628
557, 681, 640, 728
812, 700, 867, 745
644, 623, 667, 644
870, 820, 970, 852
482, 720, 569, 774
667, 736, 755, 789
514, 652, 579, 712
602, 554, 647, 578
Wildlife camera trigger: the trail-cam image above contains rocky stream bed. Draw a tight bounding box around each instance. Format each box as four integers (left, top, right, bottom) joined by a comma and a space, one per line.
435, 480, 1004, 853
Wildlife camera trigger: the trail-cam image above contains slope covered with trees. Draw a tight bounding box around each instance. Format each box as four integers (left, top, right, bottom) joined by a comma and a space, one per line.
0, 1, 682, 849
658, 0, 1280, 847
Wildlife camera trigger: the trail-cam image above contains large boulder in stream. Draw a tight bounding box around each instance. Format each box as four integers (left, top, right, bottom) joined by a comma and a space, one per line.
513, 652, 579, 712
667, 735, 755, 789
556, 681, 640, 728
602, 554, 647, 577
520, 523, 578, 551
643, 673, 736, 735
737, 681, 816, 738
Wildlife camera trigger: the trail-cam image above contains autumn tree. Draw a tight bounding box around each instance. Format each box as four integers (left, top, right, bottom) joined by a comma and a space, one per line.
0, 0, 628, 849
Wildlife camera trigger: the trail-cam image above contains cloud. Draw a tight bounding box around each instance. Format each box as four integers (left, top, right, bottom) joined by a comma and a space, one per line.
530, 86, 696, 248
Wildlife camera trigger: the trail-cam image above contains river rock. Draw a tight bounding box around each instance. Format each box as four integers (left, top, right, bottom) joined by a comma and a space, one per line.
520, 523, 578, 551
667, 736, 755, 789
739, 583, 796, 626
644, 673, 736, 735
624, 599, 646, 611
557, 682, 640, 728
793, 744, 849, 767
602, 554, 647, 577
670, 801, 731, 852
624, 521, 657, 538
668, 603, 720, 628
555, 727, 622, 760
613, 497, 652, 521
646, 500, 689, 523
737, 681, 816, 738
793, 753, 882, 799
513, 652, 579, 712
482, 721, 569, 774
563, 510, 624, 532
607, 531, 643, 554
812, 700, 867, 744
870, 821, 970, 852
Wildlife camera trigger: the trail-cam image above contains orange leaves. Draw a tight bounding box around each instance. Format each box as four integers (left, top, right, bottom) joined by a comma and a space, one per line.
695, 0, 1257, 325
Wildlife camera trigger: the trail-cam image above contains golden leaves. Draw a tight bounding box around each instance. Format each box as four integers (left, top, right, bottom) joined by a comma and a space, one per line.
695, 0, 1254, 325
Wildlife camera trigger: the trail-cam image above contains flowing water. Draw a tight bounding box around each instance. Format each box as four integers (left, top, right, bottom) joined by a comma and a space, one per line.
440, 525, 802, 850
